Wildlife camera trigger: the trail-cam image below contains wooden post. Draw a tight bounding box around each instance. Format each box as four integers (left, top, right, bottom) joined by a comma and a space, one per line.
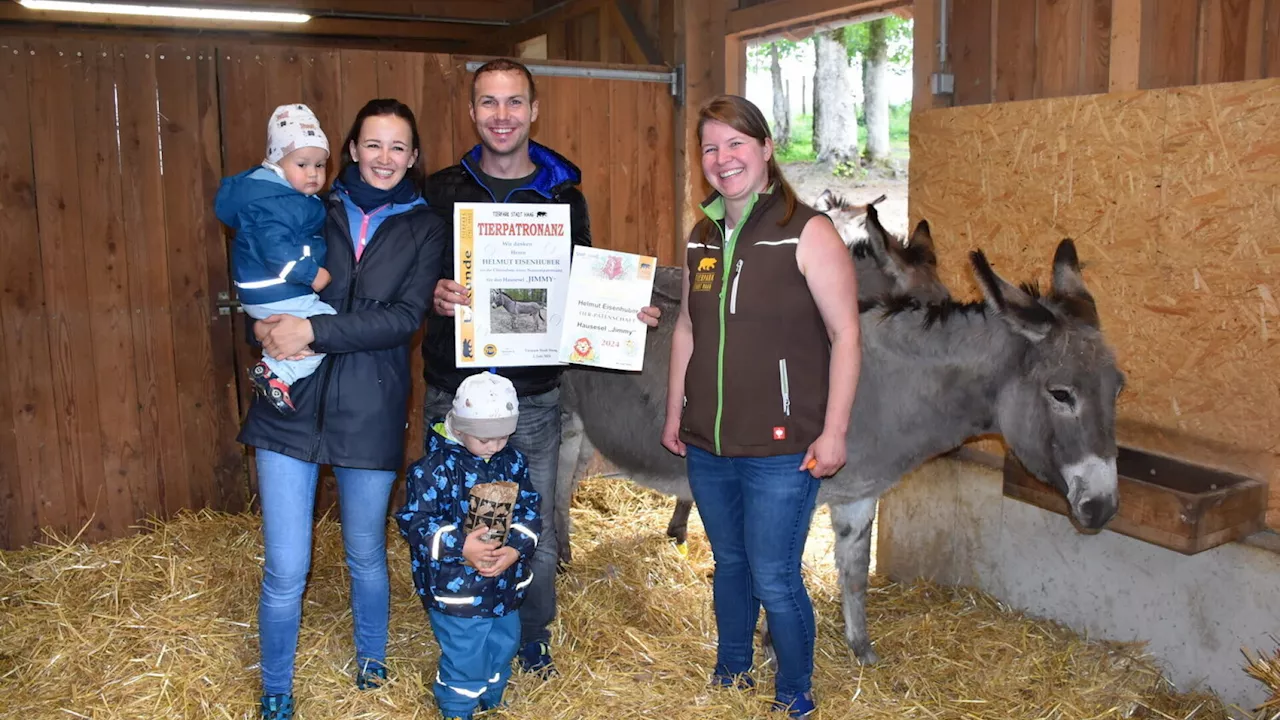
674, 0, 733, 245
1109, 0, 1143, 91
912, 0, 938, 114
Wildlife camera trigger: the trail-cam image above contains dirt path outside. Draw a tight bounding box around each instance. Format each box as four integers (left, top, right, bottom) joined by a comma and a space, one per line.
779, 160, 909, 242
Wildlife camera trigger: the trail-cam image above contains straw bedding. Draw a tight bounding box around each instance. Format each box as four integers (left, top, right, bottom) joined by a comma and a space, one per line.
0, 477, 1236, 719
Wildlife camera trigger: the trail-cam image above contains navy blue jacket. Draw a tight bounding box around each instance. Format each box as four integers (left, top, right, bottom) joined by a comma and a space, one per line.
422, 142, 592, 396
396, 422, 541, 618
215, 166, 327, 306
236, 190, 447, 470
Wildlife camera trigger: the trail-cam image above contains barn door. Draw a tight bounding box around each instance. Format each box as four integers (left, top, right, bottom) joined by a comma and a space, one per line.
0, 37, 245, 549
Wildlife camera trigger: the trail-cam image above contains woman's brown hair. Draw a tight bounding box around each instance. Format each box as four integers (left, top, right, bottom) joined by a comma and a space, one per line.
692, 94, 799, 243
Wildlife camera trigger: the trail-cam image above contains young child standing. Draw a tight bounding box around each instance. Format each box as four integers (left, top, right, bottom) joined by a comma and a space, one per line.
215, 103, 336, 415
396, 372, 541, 720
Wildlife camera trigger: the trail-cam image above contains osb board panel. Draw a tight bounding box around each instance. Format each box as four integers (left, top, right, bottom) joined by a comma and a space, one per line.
909, 78, 1280, 529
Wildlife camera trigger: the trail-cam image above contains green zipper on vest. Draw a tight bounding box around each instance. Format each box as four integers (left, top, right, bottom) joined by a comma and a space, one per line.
713, 192, 762, 455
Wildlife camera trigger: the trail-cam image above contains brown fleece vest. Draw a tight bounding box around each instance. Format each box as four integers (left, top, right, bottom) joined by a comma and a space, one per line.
679, 190, 831, 457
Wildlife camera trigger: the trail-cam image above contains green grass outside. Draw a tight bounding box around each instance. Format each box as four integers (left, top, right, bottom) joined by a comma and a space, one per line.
774, 103, 910, 163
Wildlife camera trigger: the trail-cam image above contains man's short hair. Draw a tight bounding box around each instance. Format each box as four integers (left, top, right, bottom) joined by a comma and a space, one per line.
471, 58, 538, 104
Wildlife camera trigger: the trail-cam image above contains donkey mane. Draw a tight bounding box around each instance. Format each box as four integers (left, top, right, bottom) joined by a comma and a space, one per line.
858, 279, 1047, 329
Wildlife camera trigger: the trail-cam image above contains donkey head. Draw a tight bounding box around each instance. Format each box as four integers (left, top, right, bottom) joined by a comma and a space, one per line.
859, 204, 950, 303
970, 240, 1124, 530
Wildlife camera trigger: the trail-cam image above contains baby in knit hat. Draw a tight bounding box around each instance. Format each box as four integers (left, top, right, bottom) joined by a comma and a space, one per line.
395, 372, 542, 720
214, 103, 336, 415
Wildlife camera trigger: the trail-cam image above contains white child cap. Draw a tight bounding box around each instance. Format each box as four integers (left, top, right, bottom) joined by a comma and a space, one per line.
448, 372, 520, 439
265, 103, 329, 164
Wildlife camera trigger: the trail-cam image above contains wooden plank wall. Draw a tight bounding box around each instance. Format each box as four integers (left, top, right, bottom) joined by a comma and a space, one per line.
931, 0, 1280, 108
0, 38, 244, 549
0, 38, 677, 546
512, 0, 673, 65
909, 77, 1280, 530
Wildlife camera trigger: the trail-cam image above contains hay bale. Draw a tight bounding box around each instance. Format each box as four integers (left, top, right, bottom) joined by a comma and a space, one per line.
0, 479, 1228, 719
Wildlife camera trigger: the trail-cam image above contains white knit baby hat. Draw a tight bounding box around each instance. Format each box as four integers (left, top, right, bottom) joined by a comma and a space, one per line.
265, 103, 329, 165
449, 372, 520, 438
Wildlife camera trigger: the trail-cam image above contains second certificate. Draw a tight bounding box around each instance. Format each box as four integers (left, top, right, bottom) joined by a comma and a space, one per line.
454, 202, 572, 368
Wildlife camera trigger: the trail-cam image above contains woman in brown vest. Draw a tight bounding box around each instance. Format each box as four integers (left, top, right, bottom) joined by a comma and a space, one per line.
660, 95, 861, 717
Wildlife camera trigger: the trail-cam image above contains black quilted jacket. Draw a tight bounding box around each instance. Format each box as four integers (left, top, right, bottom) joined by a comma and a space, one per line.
422, 141, 592, 397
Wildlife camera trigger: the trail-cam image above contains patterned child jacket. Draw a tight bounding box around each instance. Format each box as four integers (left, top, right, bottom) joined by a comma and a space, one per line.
395, 422, 541, 618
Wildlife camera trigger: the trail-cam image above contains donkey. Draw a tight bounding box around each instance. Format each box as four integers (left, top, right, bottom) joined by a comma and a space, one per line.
561, 233, 1122, 667
557, 202, 950, 561
813, 189, 887, 247
491, 289, 546, 321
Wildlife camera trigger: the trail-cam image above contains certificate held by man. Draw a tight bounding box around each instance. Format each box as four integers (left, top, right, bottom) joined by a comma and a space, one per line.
454, 202, 572, 368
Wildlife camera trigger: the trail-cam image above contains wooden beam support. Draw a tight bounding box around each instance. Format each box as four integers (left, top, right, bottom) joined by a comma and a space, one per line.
674, 0, 732, 246
1109, 0, 1142, 92
727, 0, 908, 37
725, 33, 746, 96
912, 0, 939, 114
611, 0, 663, 65
1244, 0, 1266, 80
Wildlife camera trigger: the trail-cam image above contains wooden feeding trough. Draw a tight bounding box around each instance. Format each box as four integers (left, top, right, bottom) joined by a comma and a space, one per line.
1002, 447, 1268, 555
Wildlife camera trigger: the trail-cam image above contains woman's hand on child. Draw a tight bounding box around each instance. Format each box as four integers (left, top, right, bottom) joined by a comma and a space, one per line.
476, 547, 519, 578
255, 315, 316, 360
462, 526, 502, 568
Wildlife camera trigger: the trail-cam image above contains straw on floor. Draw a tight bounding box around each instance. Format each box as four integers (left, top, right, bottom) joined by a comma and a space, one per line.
1, 477, 1233, 719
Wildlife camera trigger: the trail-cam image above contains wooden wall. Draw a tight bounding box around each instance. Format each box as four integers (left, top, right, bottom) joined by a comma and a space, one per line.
0, 37, 677, 549
909, 77, 1280, 529
512, 0, 673, 64
0, 38, 246, 548
915, 0, 1280, 111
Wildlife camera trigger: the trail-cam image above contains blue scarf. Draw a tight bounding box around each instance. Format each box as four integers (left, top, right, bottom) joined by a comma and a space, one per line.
335, 162, 419, 213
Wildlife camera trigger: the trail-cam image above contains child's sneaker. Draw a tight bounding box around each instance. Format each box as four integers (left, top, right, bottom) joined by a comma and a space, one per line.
355, 659, 388, 690
772, 690, 817, 717
516, 640, 556, 678
259, 693, 294, 720
248, 362, 296, 415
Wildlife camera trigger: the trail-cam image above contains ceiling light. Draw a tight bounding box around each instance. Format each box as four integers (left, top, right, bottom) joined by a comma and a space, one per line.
17, 1, 311, 23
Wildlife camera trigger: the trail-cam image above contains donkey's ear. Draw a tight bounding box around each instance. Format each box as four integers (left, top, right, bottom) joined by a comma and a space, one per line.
970, 250, 1055, 342
908, 219, 935, 255
1050, 238, 1101, 326
860, 203, 894, 266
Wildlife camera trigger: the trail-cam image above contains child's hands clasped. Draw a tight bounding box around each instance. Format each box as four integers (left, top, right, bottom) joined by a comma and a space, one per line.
461, 526, 518, 576
477, 547, 519, 577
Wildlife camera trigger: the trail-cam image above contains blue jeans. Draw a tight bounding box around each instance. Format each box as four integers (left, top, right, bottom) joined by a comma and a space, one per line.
685, 445, 821, 698
243, 294, 337, 385
429, 609, 521, 718
425, 383, 562, 646
256, 449, 396, 694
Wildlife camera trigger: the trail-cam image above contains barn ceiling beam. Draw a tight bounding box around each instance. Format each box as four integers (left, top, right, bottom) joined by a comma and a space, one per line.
726, 0, 910, 38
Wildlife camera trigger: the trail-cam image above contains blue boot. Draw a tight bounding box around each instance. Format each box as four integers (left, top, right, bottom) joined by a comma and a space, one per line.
772, 690, 817, 718
516, 640, 556, 678
259, 693, 294, 720
355, 659, 388, 690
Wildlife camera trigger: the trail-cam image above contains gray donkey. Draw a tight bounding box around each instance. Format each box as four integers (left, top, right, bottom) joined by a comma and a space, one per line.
491, 289, 546, 321
560, 223, 1122, 666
